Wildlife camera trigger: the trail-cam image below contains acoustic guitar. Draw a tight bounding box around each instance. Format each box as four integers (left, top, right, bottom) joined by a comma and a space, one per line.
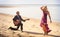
13, 19, 30, 26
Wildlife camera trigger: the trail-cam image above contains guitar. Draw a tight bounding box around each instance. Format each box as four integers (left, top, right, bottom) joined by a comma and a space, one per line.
13, 19, 30, 26
23, 19, 30, 22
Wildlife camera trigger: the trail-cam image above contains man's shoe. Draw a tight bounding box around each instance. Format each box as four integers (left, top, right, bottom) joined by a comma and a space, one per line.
8, 27, 12, 30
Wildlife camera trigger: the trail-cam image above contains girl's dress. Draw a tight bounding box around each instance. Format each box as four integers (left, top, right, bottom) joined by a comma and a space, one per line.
40, 11, 51, 32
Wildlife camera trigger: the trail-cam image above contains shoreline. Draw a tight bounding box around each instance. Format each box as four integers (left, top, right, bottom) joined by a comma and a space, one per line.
0, 13, 60, 23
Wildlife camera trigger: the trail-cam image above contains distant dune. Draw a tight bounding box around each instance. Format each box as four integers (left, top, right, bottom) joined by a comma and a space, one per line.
0, 13, 60, 37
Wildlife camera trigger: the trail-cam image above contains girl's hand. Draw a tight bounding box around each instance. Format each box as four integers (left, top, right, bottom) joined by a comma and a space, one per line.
50, 20, 52, 23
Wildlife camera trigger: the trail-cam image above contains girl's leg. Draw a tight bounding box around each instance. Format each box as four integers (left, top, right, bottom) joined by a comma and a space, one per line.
45, 24, 49, 30
45, 24, 51, 33
42, 24, 48, 35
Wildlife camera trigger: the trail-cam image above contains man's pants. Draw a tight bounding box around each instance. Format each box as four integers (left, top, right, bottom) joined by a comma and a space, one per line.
9, 23, 23, 31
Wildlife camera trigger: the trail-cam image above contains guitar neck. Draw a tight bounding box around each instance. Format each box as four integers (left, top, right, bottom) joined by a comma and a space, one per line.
25, 19, 29, 20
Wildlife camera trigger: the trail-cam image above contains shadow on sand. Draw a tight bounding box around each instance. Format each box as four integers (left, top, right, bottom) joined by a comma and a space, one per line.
23, 31, 60, 37
0, 34, 8, 37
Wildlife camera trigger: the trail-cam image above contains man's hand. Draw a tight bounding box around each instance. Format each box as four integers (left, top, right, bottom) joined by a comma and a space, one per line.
16, 20, 20, 22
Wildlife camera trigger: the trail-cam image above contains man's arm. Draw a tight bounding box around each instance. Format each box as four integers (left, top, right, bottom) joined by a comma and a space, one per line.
20, 16, 26, 22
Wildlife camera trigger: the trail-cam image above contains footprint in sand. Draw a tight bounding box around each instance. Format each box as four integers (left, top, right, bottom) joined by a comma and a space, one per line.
32, 25, 38, 28
17, 34, 21, 37
29, 36, 35, 37
32, 25, 35, 28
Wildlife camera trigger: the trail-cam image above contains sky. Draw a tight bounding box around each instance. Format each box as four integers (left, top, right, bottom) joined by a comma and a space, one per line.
0, 0, 60, 4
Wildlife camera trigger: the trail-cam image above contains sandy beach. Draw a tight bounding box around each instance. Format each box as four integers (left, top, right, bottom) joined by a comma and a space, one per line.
0, 13, 60, 37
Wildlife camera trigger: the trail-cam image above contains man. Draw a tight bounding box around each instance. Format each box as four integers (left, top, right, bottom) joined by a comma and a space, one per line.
9, 11, 29, 32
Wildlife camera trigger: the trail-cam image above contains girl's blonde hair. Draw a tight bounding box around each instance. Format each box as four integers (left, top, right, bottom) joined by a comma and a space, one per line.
41, 6, 48, 11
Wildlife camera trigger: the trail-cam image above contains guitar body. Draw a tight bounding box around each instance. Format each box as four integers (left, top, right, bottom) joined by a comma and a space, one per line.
13, 20, 20, 26
13, 19, 30, 26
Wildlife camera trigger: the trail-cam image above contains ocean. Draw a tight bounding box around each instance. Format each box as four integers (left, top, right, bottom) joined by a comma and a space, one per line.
0, 4, 60, 22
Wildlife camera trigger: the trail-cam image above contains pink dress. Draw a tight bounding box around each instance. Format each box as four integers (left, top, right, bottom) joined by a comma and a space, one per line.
40, 11, 50, 32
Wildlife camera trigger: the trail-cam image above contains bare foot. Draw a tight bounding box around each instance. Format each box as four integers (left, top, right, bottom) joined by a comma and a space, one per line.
47, 30, 51, 33
44, 33, 48, 36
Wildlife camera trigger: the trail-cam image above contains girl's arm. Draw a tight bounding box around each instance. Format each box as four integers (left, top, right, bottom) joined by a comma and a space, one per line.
47, 11, 52, 23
